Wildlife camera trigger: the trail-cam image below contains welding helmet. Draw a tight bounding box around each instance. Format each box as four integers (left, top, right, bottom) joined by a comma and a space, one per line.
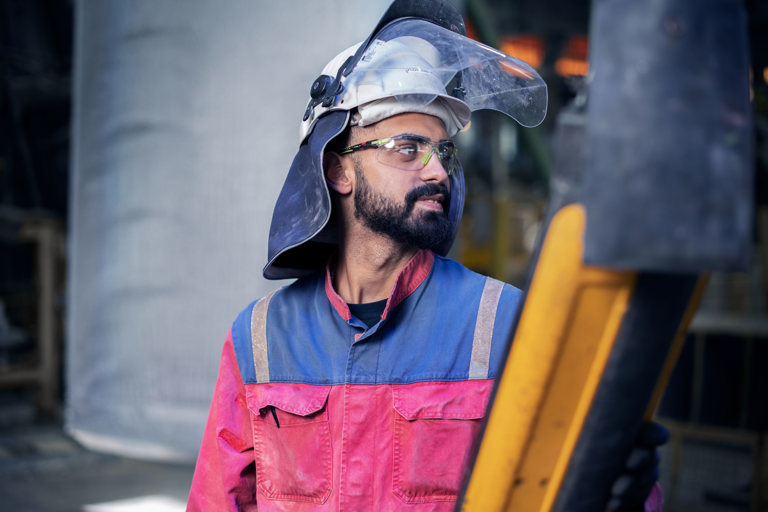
263, 0, 547, 280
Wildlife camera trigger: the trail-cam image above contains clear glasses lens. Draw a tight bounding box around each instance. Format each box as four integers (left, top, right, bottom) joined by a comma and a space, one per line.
377, 136, 457, 175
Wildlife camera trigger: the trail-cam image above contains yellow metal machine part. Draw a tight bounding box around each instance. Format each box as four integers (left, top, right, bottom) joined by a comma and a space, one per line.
460, 203, 708, 511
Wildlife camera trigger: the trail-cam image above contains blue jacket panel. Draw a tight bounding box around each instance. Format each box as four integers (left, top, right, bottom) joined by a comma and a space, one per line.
232, 254, 521, 386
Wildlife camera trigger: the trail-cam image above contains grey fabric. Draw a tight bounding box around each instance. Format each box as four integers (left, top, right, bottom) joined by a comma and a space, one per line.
67, 0, 387, 460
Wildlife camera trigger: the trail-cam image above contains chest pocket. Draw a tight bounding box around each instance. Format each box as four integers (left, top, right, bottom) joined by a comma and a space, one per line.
246, 383, 332, 504
392, 380, 492, 504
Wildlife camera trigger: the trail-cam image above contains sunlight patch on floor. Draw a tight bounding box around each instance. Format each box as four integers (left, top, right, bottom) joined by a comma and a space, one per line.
83, 495, 185, 512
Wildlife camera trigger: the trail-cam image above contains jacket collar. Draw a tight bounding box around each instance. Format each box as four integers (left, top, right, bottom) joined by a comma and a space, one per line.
325, 249, 435, 322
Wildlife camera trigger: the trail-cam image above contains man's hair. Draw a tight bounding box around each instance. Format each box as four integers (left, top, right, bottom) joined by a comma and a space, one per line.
327, 126, 352, 154
326, 112, 363, 155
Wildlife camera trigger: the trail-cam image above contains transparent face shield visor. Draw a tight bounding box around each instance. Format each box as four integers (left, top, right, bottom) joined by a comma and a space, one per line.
347, 18, 548, 128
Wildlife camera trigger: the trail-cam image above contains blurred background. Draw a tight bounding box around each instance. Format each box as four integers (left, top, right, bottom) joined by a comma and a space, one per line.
0, 0, 765, 511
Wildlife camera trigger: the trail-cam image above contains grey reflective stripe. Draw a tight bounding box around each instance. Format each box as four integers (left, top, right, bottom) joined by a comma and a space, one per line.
251, 289, 278, 383
469, 277, 504, 379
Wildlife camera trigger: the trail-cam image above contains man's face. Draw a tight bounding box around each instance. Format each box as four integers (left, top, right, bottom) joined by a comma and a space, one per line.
349, 113, 454, 251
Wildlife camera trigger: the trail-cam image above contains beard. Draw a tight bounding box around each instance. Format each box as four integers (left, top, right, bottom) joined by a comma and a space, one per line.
353, 163, 454, 252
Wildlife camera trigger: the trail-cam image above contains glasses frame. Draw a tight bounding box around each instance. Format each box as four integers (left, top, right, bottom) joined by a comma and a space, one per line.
339, 134, 459, 175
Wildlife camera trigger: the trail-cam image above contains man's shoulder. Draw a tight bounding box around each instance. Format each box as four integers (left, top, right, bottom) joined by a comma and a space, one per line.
230, 271, 326, 340
432, 254, 522, 294
228, 273, 328, 383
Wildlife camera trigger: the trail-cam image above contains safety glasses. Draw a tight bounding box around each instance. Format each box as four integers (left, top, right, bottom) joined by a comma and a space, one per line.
339, 134, 459, 175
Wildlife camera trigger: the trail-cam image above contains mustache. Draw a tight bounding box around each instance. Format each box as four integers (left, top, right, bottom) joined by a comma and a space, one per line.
404, 183, 451, 211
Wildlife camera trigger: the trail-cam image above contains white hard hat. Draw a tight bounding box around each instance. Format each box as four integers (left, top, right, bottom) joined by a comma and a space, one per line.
299, 18, 547, 143
300, 38, 472, 141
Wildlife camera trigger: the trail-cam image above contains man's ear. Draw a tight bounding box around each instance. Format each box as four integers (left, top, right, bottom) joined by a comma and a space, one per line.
324, 152, 353, 195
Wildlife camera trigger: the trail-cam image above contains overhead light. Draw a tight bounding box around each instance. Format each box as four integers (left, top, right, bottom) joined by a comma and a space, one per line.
555, 35, 589, 77
500, 35, 545, 70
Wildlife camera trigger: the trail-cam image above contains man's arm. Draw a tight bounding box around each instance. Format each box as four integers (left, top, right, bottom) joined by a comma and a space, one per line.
187, 333, 257, 511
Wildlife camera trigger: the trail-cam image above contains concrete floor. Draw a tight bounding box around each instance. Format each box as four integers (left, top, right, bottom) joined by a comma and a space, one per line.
0, 391, 194, 512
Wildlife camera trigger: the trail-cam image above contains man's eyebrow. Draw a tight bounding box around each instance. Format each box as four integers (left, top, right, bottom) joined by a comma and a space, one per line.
396, 133, 429, 139
397, 133, 451, 142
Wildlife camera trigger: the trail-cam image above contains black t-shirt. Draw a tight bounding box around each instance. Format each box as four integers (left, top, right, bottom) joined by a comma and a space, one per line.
347, 299, 387, 329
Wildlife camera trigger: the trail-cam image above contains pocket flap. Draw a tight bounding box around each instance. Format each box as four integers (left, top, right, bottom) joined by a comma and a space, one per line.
392, 380, 492, 421
246, 383, 331, 416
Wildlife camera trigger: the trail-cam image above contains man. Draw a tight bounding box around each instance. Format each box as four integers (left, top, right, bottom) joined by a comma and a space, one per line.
187, 1, 663, 510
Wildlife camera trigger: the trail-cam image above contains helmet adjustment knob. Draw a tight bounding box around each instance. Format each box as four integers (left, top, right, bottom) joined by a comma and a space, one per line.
310, 75, 334, 99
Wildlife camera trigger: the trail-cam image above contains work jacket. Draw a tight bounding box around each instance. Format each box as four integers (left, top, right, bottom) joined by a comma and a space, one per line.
188, 250, 521, 511
187, 250, 662, 511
